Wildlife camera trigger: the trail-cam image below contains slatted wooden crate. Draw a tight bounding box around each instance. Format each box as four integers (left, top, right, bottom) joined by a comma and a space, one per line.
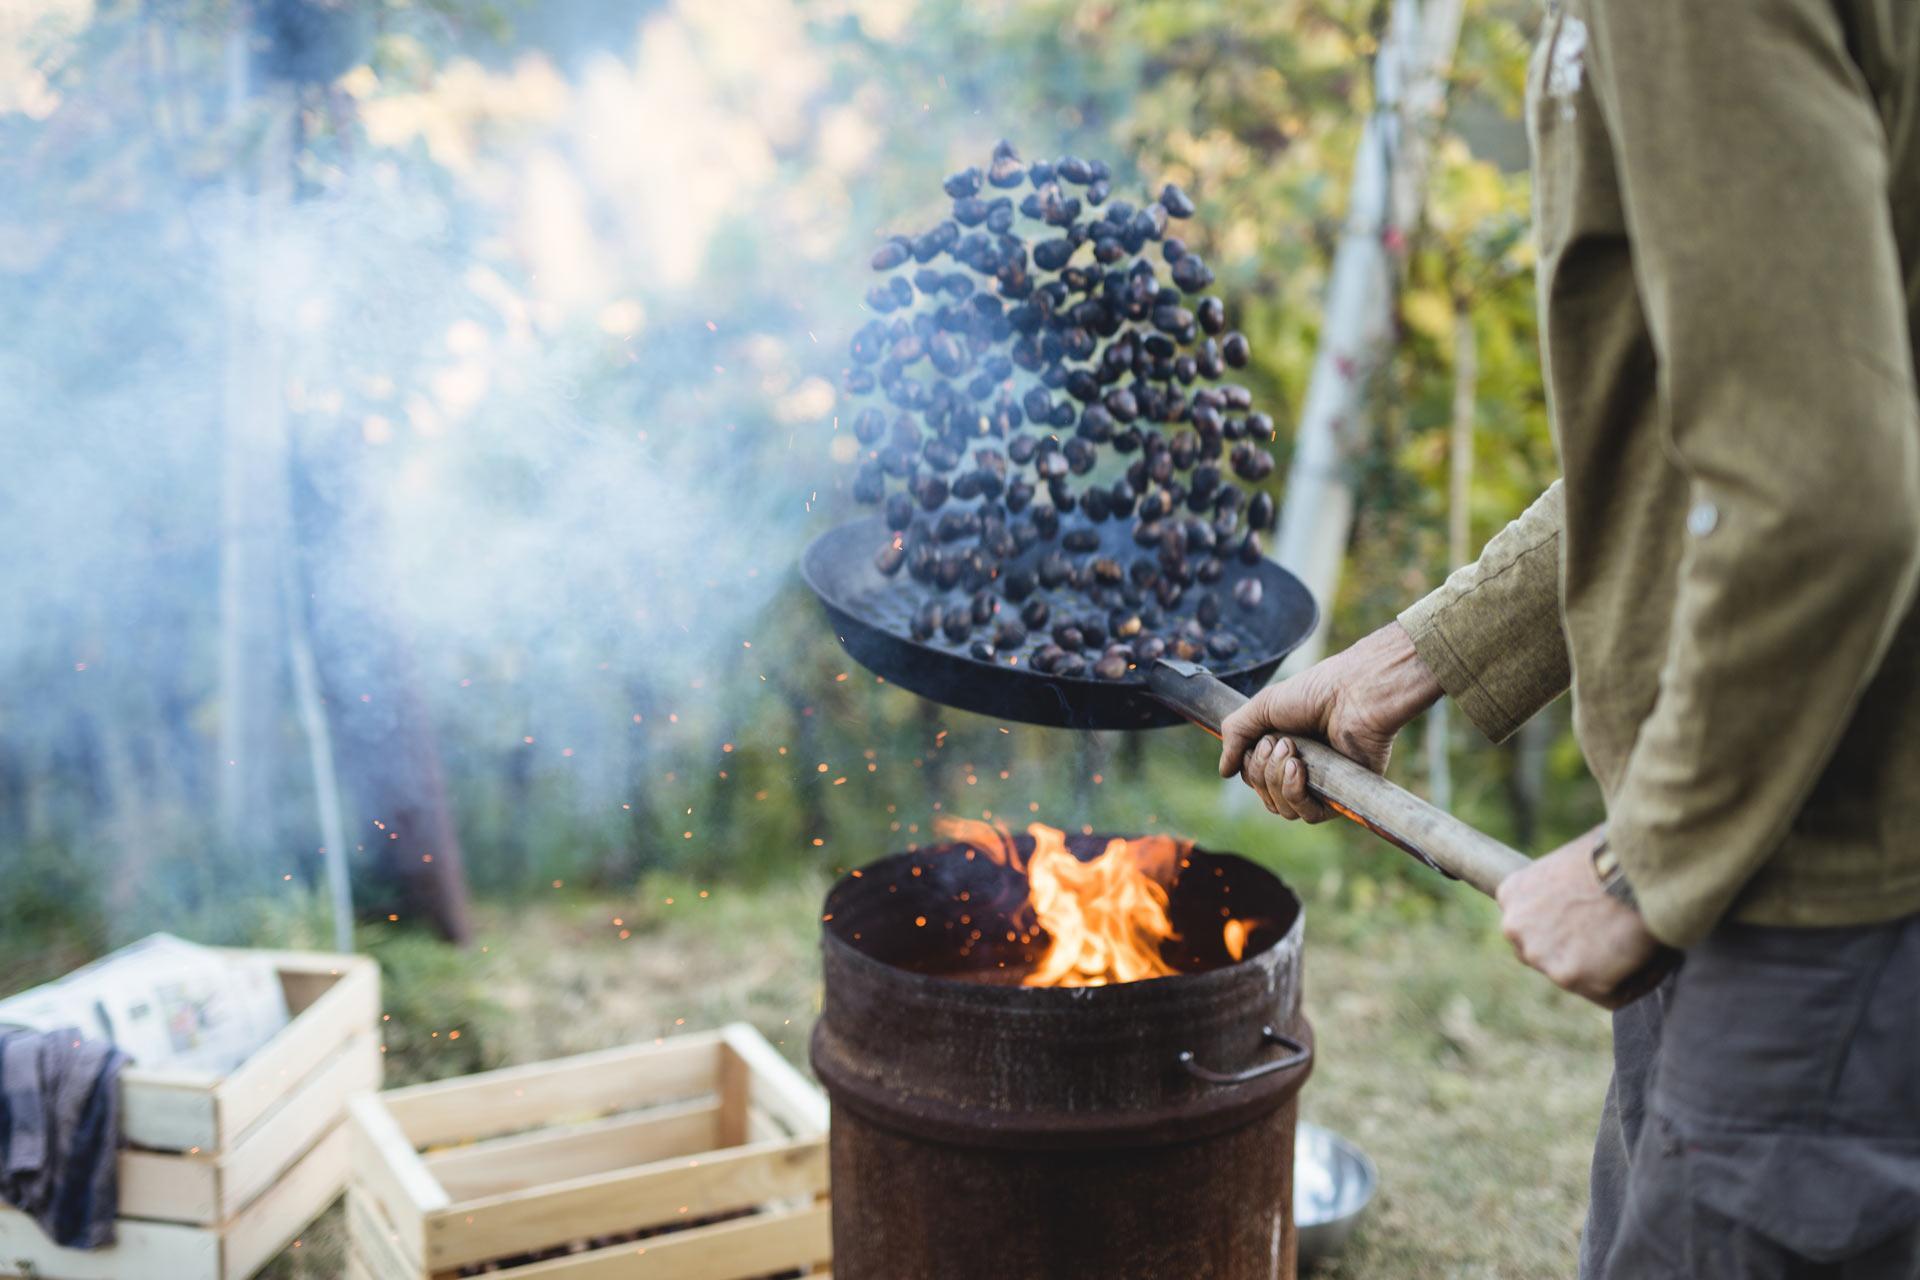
0, 949, 381, 1280
347, 1023, 830, 1280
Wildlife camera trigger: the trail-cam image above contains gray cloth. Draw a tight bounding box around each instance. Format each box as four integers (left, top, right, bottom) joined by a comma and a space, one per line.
0, 1027, 127, 1249
1580, 915, 1920, 1278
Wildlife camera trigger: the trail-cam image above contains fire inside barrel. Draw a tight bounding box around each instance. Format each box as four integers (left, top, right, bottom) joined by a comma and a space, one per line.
926, 817, 1262, 986
812, 826, 1315, 1280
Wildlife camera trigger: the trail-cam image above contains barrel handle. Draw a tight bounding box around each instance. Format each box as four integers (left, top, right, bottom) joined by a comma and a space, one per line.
1178, 1026, 1312, 1086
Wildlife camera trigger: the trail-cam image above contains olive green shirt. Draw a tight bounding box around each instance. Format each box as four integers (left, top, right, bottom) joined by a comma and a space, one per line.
1399, 0, 1920, 947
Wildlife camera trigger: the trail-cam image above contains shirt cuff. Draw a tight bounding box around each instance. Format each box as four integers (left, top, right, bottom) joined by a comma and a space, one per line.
1602, 813, 1720, 948
1398, 586, 1566, 744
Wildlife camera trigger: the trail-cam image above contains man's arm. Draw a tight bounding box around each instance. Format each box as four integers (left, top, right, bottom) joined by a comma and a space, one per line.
1580, 0, 1920, 948
1398, 481, 1571, 743
1218, 481, 1569, 817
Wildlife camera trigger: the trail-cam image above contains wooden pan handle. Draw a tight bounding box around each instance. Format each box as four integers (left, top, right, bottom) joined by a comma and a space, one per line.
1147, 659, 1527, 896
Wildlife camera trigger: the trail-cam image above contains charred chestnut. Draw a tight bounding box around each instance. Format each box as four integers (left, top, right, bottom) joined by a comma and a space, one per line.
944, 167, 984, 199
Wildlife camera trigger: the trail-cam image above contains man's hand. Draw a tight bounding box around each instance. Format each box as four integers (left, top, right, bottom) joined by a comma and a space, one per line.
1497, 829, 1662, 1009
1218, 622, 1443, 820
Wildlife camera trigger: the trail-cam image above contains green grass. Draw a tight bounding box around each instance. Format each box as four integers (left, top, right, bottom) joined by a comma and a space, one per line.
3, 813, 1609, 1278
342, 865, 1604, 1276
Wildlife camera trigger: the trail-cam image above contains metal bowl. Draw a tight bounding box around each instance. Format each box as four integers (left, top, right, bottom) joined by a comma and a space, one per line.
1295, 1120, 1378, 1267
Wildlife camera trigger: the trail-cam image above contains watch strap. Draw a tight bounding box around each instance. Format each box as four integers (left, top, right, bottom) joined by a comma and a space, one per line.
1590, 830, 1637, 908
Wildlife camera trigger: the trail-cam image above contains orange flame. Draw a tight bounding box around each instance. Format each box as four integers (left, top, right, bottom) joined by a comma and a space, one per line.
936, 818, 1257, 987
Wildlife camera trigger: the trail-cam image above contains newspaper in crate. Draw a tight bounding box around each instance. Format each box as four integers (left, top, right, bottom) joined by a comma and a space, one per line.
0, 934, 291, 1075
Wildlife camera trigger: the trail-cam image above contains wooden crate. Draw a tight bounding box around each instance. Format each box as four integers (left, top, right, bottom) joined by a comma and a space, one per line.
0, 950, 380, 1280
348, 1024, 830, 1280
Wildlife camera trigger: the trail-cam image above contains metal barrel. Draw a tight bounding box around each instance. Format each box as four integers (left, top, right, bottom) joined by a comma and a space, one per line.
811, 838, 1313, 1280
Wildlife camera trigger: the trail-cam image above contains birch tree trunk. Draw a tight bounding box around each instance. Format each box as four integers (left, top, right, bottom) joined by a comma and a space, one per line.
216, 30, 292, 851
285, 562, 353, 953
1425, 290, 1477, 812
1275, 0, 1466, 668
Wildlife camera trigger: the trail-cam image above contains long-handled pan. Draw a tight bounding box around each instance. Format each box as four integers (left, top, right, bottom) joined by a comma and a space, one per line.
802, 515, 1321, 730
805, 516, 1523, 894
803, 519, 1677, 1000
804, 516, 1519, 885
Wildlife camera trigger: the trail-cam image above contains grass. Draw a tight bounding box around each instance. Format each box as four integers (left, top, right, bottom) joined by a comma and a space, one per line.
299, 864, 1602, 1277
3, 808, 1610, 1278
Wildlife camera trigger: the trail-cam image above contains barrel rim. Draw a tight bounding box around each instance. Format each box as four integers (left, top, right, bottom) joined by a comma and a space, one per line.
819, 841, 1304, 1007
812, 845, 1312, 1149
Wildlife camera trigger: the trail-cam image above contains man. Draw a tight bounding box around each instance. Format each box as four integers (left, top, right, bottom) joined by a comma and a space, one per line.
1217, 1, 1920, 1275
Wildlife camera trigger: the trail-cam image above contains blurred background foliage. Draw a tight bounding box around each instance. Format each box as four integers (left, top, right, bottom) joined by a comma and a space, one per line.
0, 0, 1597, 976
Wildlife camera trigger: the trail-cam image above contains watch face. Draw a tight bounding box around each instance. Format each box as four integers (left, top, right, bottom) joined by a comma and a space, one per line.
1590, 837, 1622, 881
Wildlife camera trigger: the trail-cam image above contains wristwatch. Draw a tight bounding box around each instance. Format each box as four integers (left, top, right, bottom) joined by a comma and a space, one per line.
1589, 828, 1638, 908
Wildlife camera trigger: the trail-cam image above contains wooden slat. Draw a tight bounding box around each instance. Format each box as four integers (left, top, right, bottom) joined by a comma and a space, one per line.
213, 946, 366, 1006
221, 1030, 379, 1219
721, 1024, 829, 1137
426, 1136, 827, 1272
353, 1198, 426, 1280
216, 955, 377, 1148
119, 1147, 220, 1224
218, 1119, 350, 1280
0, 1208, 220, 1280
120, 1072, 221, 1153
348, 1188, 423, 1280
425, 1099, 721, 1202
717, 1045, 751, 1148
120, 1031, 378, 1226
348, 1096, 444, 1271
495, 1201, 830, 1280
745, 1107, 785, 1145
383, 1034, 722, 1149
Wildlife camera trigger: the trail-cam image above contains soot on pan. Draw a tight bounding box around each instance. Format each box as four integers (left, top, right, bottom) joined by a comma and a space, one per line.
841, 140, 1281, 680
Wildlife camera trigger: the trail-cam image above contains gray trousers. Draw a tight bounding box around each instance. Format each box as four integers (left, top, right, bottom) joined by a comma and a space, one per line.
1580, 914, 1920, 1279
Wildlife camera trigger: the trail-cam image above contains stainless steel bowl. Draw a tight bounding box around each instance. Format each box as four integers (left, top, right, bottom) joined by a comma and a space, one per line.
1295, 1120, 1378, 1267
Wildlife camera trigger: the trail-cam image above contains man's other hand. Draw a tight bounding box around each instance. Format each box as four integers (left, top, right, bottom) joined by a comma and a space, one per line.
1497, 831, 1662, 1009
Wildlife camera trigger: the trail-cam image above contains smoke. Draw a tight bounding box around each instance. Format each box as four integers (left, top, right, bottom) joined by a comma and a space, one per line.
0, 0, 901, 920
0, 0, 1232, 940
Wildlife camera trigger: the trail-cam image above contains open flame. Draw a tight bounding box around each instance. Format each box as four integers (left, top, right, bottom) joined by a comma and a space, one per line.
936, 818, 1260, 987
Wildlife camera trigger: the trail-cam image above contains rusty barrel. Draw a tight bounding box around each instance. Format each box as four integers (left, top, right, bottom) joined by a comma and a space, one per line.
811, 835, 1312, 1280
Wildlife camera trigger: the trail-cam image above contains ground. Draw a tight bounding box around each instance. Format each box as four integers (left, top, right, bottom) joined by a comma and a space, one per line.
2, 785, 1612, 1280
263, 857, 1610, 1279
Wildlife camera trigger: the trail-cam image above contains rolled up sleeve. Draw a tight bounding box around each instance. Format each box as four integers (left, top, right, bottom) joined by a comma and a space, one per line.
1399, 481, 1571, 744
1584, 0, 1920, 946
